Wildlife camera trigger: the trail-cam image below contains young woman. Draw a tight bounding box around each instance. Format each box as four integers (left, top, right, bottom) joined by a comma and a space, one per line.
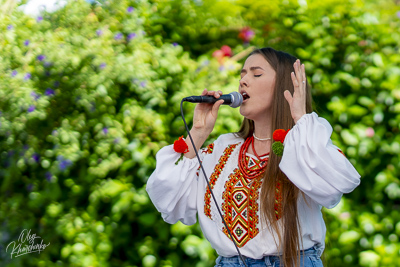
147, 47, 360, 266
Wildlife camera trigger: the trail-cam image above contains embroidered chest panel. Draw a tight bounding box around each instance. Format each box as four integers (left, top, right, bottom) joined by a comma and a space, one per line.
203, 143, 238, 218
221, 166, 263, 247
203, 143, 282, 248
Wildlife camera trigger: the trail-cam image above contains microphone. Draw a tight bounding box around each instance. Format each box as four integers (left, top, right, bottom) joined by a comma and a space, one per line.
183, 91, 243, 108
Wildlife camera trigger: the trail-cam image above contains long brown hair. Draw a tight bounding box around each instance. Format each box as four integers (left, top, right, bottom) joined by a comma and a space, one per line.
236, 47, 313, 266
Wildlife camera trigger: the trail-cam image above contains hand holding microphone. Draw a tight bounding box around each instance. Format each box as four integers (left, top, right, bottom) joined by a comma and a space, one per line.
183, 89, 242, 158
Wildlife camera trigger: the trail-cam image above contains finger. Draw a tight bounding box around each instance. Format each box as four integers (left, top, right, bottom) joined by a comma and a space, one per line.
295, 60, 302, 85
201, 88, 208, 96
291, 71, 299, 90
284, 90, 293, 106
212, 99, 224, 116
301, 64, 306, 87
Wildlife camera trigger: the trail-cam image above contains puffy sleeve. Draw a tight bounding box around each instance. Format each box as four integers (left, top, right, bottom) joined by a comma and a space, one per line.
279, 112, 361, 209
146, 143, 210, 225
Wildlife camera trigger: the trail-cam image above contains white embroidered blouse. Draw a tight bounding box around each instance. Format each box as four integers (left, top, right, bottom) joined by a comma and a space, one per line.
146, 113, 361, 259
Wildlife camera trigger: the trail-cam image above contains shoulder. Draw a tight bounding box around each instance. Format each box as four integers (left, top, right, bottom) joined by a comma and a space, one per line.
214, 133, 243, 147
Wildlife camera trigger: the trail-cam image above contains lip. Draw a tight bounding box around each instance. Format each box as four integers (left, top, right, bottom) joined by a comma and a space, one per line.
240, 90, 250, 103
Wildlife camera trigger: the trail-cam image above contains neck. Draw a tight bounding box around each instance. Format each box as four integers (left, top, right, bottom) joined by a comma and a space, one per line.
253, 117, 272, 140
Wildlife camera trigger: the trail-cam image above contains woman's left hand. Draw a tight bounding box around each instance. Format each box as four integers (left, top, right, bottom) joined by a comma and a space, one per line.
284, 59, 307, 123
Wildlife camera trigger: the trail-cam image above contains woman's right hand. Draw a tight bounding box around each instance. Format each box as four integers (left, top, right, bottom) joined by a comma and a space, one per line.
184, 89, 224, 158
192, 89, 224, 136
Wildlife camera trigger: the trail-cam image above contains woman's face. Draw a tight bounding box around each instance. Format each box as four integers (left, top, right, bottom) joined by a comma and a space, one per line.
239, 53, 276, 122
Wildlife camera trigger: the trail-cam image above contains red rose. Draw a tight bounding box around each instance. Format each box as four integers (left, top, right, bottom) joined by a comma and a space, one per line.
173, 136, 189, 154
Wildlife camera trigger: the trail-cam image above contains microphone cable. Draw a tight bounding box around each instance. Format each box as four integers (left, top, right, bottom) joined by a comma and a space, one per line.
180, 99, 248, 267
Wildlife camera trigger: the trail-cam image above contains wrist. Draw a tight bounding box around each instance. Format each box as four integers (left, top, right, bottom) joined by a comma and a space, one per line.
293, 112, 306, 124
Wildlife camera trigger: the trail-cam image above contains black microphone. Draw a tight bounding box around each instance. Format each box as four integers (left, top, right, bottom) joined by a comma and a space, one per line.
183, 91, 243, 108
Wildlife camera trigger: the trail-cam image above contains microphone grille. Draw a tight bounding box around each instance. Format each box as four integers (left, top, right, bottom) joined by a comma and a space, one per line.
229, 91, 243, 108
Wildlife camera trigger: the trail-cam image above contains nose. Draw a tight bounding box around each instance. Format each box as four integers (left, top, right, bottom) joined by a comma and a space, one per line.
239, 77, 248, 88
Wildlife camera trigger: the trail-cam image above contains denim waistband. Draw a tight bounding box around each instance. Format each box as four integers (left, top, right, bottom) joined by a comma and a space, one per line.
216, 245, 320, 266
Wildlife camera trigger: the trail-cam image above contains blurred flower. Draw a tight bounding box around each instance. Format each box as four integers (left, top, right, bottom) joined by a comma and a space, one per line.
212, 45, 233, 65
99, 63, 106, 70
28, 105, 35, 112
23, 144, 29, 150
37, 16, 43, 22
366, 127, 375, 138
142, 30, 146, 36
52, 130, 58, 135
96, 29, 103, 36
127, 6, 134, 13
37, 55, 46, 61
24, 40, 30, 46
54, 81, 60, 87
397, 11, 400, 18
32, 153, 40, 163
140, 81, 147, 87
45, 88, 55, 96
24, 73, 31, 80
114, 138, 121, 144
221, 45, 232, 57
7, 25, 13, 30
103, 127, 108, 134
358, 40, 367, 47
58, 156, 72, 171
219, 65, 225, 72
44, 62, 52, 68
114, 33, 123, 40
238, 26, 255, 43
27, 184, 33, 191
127, 33, 136, 41
45, 172, 52, 182
172, 42, 179, 47
31, 92, 41, 100
11, 70, 18, 77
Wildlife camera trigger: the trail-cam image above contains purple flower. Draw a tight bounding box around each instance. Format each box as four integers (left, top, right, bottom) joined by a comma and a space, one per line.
27, 184, 33, 191
140, 81, 147, 87
32, 153, 40, 162
114, 33, 123, 40
45, 88, 55, 96
172, 42, 179, 47
54, 81, 60, 87
11, 70, 17, 77
44, 62, 52, 68
7, 25, 13, 30
114, 138, 120, 144
31, 92, 41, 100
37, 16, 43, 22
24, 73, 31, 80
397, 11, 400, 18
99, 63, 106, 70
219, 66, 225, 72
45, 172, 52, 181
24, 40, 30, 46
103, 127, 108, 134
127, 33, 136, 41
37, 55, 46, 61
96, 29, 103, 36
58, 155, 72, 171
27, 105, 35, 112
127, 6, 134, 13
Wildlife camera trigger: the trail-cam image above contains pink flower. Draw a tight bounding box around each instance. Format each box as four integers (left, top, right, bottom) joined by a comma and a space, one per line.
238, 26, 255, 43
221, 45, 232, 57
366, 127, 375, 138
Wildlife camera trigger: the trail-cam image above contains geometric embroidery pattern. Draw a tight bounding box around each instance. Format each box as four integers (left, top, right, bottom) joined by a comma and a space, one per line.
196, 143, 215, 177
203, 143, 239, 218
221, 162, 263, 247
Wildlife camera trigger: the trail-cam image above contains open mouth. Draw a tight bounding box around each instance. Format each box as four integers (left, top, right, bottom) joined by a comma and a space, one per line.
242, 92, 250, 101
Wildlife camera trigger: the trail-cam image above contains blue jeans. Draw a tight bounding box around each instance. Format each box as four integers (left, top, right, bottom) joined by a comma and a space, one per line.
215, 246, 323, 267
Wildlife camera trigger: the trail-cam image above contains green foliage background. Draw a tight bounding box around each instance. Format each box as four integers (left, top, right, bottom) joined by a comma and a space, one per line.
0, 0, 399, 266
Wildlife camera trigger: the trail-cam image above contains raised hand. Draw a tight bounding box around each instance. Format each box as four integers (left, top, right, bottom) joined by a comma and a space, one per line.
284, 59, 307, 123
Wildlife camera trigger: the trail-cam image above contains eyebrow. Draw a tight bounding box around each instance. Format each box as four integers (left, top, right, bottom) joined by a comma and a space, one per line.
240, 66, 265, 74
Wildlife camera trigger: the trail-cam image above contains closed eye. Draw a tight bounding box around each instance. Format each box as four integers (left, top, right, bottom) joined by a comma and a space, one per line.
254, 74, 262, 77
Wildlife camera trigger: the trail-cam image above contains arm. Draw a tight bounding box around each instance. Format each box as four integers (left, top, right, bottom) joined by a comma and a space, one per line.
279, 113, 361, 208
